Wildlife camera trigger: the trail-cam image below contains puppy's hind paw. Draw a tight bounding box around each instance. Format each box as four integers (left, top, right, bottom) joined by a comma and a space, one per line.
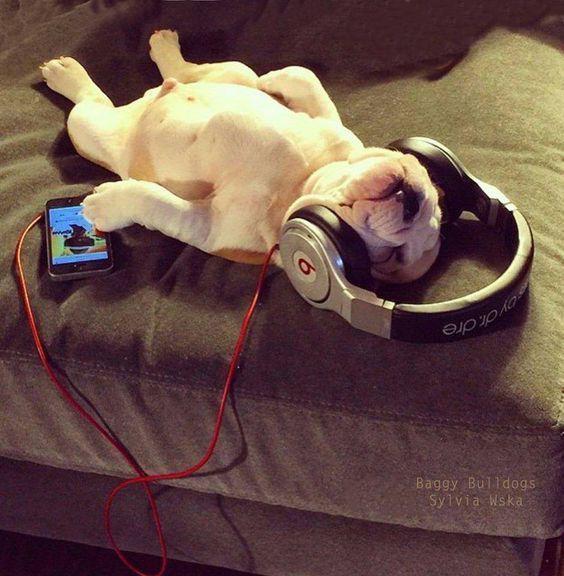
40, 56, 93, 103
149, 29, 181, 62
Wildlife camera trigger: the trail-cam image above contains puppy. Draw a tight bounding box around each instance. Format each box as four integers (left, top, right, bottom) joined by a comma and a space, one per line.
40, 30, 441, 282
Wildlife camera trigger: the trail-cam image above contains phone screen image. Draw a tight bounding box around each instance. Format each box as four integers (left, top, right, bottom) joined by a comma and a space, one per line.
48, 205, 109, 265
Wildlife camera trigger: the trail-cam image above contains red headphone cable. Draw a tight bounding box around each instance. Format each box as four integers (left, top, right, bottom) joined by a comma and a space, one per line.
14, 212, 279, 576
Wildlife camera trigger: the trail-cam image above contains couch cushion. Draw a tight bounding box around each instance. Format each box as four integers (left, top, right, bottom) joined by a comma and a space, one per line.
0, 1, 562, 539
0, 458, 548, 576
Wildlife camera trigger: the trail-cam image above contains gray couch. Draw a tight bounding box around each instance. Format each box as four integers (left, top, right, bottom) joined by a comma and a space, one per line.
1, 2, 562, 575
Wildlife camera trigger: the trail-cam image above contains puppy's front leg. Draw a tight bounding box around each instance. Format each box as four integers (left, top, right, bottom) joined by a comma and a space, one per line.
258, 66, 341, 123
82, 180, 213, 250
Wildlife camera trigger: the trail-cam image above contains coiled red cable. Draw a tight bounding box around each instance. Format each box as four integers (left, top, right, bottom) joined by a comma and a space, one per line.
14, 212, 279, 576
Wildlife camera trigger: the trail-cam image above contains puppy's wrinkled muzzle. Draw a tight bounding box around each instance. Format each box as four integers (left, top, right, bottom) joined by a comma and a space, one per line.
292, 151, 442, 284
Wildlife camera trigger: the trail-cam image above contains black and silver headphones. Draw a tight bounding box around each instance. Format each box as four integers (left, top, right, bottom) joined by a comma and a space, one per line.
279, 137, 534, 342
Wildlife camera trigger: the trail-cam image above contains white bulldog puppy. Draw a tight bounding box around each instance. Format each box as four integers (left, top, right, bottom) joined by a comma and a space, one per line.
40, 30, 441, 283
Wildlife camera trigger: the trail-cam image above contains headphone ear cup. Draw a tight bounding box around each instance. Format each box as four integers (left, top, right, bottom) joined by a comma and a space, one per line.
284, 205, 373, 289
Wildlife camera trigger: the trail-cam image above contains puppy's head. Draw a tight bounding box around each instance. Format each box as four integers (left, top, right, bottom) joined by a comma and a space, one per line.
287, 148, 442, 283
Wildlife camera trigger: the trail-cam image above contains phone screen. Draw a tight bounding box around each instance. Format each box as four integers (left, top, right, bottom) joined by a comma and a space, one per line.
46, 199, 113, 280
48, 205, 109, 264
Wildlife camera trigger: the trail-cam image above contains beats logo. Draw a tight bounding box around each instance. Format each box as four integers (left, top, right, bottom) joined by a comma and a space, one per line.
298, 258, 316, 275
293, 250, 317, 283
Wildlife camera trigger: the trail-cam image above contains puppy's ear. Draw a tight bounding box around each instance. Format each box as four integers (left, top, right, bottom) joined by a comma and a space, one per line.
435, 183, 446, 219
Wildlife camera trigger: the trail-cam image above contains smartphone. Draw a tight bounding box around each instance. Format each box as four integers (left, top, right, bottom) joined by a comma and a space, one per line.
45, 195, 114, 281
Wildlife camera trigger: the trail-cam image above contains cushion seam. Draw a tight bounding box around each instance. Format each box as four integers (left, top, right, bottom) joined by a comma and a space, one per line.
0, 348, 559, 435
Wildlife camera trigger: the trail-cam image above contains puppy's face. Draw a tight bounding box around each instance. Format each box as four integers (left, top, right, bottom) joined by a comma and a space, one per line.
289, 148, 442, 283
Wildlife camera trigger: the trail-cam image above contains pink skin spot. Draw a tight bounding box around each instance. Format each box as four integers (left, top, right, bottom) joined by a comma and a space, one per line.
162, 78, 178, 91
156, 78, 180, 99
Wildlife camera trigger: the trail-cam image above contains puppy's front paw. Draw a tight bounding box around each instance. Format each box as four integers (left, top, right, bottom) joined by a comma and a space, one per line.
40, 56, 92, 103
149, 29, 181, 63
82, 181, 138, 232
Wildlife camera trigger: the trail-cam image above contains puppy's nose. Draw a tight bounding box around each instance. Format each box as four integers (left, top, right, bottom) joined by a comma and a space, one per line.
395, 185, 420, 221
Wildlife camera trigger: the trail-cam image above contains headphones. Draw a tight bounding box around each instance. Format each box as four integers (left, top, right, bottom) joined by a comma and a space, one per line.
279, 137, 534, 342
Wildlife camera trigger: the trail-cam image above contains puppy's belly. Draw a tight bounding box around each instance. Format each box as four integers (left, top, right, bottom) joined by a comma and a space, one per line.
123, 81, 359, 216
126, 101, 212, 194
124, 83, 299, 192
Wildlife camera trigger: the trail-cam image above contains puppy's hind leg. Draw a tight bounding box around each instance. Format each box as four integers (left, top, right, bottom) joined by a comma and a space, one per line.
148, 30, 186, 79
40, 57, 137, 176
65, 102, 133, 176
40, 56, 111, 105
149, 29, 258, 87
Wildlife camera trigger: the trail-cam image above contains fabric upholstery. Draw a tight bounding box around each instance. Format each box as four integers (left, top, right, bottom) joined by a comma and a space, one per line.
0, 1, 562, 570
0, 458, 547, 576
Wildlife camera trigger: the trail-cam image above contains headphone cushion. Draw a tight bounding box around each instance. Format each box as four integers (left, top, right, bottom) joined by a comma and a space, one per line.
287, 205, 373, 288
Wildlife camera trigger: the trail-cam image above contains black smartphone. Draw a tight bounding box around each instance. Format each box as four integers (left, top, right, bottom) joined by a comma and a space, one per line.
45, 195, 114, 281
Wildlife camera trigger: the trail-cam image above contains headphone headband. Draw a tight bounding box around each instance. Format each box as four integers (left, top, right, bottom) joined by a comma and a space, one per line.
280, 137, 534, 342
